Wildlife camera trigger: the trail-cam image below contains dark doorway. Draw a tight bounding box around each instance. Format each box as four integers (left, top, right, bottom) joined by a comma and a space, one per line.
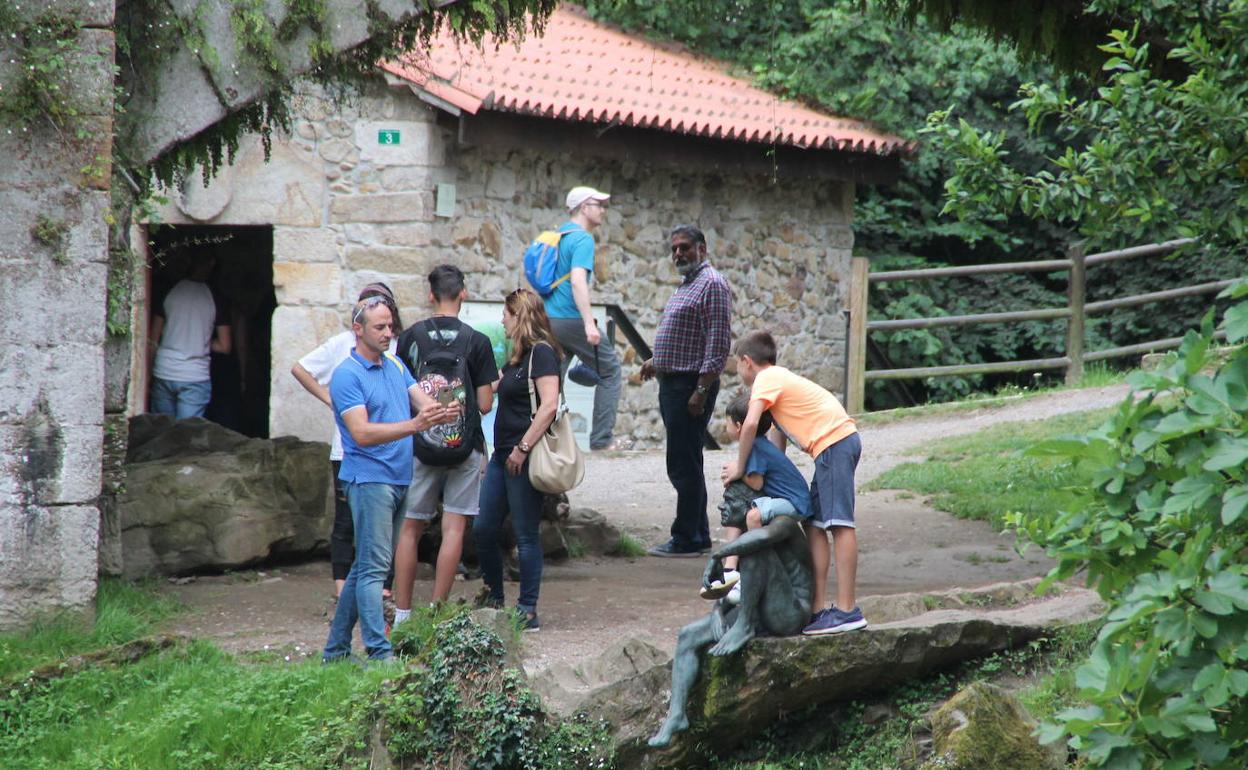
148, 225, 276, 438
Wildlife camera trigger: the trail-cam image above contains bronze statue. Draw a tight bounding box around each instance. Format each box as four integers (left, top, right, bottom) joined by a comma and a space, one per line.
648, 481, 813, 748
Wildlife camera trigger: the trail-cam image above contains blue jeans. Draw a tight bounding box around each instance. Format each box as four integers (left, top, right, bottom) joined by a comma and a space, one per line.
475, 452, 543, 613
323, 481, 406, 661
150, 377, 211, 419
658, 373, 719, 550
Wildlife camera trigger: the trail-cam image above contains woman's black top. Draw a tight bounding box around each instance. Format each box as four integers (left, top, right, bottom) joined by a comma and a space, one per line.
493, 343, 560, 455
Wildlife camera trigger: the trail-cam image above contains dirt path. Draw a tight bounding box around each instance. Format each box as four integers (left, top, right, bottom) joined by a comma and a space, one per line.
158, 384, 1129, 672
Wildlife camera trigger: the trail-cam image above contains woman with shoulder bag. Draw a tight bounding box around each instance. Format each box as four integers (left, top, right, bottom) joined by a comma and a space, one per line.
475, 288, 563, 631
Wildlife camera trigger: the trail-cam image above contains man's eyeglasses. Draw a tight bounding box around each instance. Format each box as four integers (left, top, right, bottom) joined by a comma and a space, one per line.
353, 295, 390, 324
671, 242, 696, 254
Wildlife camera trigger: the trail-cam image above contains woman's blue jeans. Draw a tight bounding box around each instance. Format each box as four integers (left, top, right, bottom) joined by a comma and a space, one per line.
475, 452, 543, 613
322, 481, 406, 661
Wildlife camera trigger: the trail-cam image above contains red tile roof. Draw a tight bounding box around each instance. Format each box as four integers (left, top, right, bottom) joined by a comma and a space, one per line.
381, 6, 909, 156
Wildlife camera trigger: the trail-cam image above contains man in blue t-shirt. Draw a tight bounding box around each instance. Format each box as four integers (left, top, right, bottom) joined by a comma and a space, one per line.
322, 297, 458, 664
542, 185, 624, 450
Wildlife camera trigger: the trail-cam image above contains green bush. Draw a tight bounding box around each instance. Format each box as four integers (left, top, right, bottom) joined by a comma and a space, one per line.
383, 614, 614, 769
1011, 282, 1248, 768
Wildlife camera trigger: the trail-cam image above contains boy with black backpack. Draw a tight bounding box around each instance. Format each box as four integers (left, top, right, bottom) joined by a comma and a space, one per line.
392, 265, 499, 624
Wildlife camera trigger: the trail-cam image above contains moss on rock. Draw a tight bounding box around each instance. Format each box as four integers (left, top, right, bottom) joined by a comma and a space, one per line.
920, 682, 1064, 770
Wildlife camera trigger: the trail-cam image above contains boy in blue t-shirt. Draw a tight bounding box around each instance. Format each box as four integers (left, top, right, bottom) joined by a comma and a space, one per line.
701, 392, 811, 602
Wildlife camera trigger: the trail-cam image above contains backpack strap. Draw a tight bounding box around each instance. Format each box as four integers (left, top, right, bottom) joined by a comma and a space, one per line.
550, 224, 581, 290
383, 352, 406, 374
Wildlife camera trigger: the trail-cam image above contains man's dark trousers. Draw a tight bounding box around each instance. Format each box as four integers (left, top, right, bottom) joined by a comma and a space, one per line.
658, 373, 719, 550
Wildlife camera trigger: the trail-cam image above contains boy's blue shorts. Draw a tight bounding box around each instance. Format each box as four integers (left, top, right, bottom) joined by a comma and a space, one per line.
754, 496, 804, 525
808, 432, 861, 530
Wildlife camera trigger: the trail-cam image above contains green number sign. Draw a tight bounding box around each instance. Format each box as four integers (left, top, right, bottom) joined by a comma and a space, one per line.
378, 129, 401, 145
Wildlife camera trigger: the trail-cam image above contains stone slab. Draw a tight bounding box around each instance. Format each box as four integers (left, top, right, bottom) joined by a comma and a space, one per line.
274, 226, 341, 263
273, 261, 343, 306
330, 192, 430, 223
0, 503, 99, 631
183, 139, 324, 226
0, 343, 105, 428
119, 43, 228, 165
0, 262, 107, 346
268, 305, 346, 441
0, 420, 102, 506
343, 245, 427, 275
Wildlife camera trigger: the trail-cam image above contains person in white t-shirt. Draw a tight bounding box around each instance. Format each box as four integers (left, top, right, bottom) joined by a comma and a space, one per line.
149, 256, 231, 419
292, 282, 403, 598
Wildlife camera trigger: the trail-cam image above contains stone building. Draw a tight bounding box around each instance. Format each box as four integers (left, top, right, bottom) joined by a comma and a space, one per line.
146, 6, 906, 448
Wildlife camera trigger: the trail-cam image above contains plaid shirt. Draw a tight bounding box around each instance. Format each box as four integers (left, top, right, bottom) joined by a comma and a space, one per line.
653, 261, 733, 375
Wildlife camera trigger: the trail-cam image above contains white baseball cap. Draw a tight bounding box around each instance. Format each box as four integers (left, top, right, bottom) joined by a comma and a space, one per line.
566, 186, 610, 211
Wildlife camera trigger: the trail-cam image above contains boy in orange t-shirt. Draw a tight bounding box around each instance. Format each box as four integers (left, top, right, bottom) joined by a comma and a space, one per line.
721, 330, 866, 635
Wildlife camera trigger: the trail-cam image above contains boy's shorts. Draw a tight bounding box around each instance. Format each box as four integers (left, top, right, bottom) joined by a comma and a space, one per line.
754, 496, 804, 525
808, 432, 861, 530
404, 451, 484, 521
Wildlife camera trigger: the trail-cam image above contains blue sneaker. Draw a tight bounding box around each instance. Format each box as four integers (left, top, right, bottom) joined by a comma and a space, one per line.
802, 606, 867, 636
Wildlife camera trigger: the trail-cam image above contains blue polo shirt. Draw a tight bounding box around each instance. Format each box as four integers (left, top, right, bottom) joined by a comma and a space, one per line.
746, 437, 812, 518
330, 349, 417, 485
543, 222, 595, 319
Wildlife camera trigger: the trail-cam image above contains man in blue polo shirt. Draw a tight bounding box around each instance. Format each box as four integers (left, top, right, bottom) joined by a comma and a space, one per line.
323, 296, 457, 663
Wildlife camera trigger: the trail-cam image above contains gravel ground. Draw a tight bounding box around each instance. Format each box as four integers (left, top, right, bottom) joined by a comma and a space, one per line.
159, 384, 1130, 673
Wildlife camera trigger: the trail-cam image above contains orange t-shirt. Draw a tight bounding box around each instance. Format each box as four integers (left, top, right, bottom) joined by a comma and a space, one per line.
750, 366, 857, 457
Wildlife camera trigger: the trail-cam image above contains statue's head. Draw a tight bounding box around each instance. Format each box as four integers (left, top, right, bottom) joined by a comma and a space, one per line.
719, 480, 756, 529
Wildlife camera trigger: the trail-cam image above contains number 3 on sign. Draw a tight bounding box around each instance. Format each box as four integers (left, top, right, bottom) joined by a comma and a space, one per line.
378, 130, 401, 145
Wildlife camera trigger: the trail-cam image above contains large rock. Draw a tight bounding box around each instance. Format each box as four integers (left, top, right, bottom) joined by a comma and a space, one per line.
540, 587, 1103, 770
919, 682, 1065, 770
114, 415, 332, 577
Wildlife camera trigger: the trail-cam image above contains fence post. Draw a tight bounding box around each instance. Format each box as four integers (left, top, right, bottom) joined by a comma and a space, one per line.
847, 257, 869, 413
1065, 244, 1086, 386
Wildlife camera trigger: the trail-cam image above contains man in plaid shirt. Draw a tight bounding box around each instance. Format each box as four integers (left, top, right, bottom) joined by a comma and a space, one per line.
640, 224, 734, 557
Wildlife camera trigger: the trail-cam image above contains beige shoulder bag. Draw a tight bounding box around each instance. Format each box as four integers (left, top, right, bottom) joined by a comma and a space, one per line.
526, 343, 586, 494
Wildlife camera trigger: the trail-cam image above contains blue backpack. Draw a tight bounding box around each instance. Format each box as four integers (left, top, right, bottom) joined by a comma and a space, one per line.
523, 226, 573, 297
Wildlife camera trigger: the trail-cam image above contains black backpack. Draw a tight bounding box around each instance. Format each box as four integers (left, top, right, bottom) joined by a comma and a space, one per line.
403, 318, 480, 467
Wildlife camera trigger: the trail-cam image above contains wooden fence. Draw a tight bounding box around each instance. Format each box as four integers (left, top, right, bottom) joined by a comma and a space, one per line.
845, 238, 1236, 413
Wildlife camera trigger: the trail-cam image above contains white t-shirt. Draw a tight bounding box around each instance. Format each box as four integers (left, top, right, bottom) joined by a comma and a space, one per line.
152, 279, 220, 383
298, 331, 398, 461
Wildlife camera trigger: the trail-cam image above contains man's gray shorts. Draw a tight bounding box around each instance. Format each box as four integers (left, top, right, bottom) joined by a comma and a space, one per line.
404, 451, 485, 520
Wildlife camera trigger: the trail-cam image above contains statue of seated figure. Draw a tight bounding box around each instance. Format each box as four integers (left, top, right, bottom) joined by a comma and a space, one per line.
648, 480, 813, 748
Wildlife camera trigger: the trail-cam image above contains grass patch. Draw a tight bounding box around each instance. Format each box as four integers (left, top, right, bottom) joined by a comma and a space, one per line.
864, 409, 1110, 528
2, 587, 610, 770
0, 581, 391, 770
611, 533, 649, 558
856, 366, 1128, 428
0, 579, 181, 680
2, 639, 389, 770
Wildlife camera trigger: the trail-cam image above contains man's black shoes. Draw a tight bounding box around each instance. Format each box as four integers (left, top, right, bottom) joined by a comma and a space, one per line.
647, 539, 710, 558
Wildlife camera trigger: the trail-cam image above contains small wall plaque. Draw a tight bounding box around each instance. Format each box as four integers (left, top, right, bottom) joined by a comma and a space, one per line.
377, 129, 401, 145
436, 183, 456, 218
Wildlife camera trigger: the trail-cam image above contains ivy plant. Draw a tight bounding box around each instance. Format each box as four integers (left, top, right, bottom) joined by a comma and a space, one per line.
1011, 280, 1248, 768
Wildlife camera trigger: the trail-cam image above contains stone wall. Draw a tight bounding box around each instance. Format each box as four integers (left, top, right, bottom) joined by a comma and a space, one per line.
0, 2, 115, 630
155, 79, 855, 448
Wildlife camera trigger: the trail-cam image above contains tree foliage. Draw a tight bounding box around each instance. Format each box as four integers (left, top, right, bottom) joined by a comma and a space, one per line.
926, 1, 1248, 253
1013, 282, 1248, 769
